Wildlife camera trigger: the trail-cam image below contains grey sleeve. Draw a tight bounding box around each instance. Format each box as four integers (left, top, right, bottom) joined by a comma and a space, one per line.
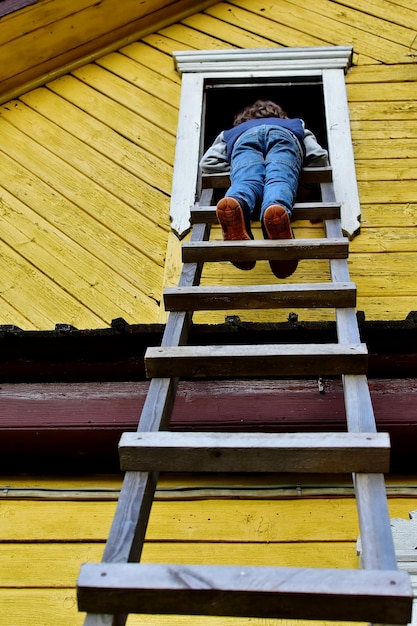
303, 127, 329, 167
199, 131, 230, 173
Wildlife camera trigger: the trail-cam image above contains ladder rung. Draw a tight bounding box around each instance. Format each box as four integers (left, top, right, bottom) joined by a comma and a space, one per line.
182, 238, 348, 264
77, 563, 412, 624
191, 202, 341, 224
144, 343, 368, 378
164, 281, 356, 311
293, 202, 340, 220
119, 431, 390, 473
201, 167, 332, 189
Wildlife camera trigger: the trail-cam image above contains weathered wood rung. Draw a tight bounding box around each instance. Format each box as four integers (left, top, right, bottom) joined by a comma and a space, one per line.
164, 281, 356, 311
191, 202, 341, 224
119, 431, 390, 474
144, 343, 368, 379
182, 237, 348, 264
77, 563, 412, 624
201, 166, 333, 189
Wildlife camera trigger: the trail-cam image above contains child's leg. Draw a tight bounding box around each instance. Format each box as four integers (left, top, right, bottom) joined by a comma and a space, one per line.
260, 127, 303, 220
226, 127, 265, 223
216, 128, 264, 271
260, 128, 303, 278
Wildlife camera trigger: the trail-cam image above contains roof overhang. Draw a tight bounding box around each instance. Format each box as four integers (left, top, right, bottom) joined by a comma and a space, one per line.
0, 0, 220, 104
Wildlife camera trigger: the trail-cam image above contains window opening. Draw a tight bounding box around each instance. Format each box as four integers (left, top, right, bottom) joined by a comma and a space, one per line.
171, 47, 358, 240
203, 78, 327, 156
202, 78, 328, 206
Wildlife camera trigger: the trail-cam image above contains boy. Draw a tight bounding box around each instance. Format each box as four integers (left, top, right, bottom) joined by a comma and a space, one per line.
200, 99, 329, 277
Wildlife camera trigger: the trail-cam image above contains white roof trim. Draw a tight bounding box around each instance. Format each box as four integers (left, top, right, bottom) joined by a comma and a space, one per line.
170, 46, 357, 239
174, 46, 353, 74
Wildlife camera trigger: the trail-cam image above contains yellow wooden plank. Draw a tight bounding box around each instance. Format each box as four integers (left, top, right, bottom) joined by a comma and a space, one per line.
360, 204, 417, 227
234, 0, 407, 63
1, 473, 416, 492
142, 31, 195, 55
0, 0, 98, 45
348, 101, 417, 121
72, 63, 178, 135
285, 0, 416, 47
23, 79, 176, 165
158, 22, 236, 51
356, 296, 417, 320
166, 221, 417, 326
0, 149, 162, 325
0, 143, 165, 290
349, 228, 417, 253
0, 109, 168, 265
1, 498, 416, 542
0, 187, 154, 321
334, 0, 417, 31
183, 11, 278, 50
192, 308, 337, 326
184, 9, 289, 50
194, 236, 333, 324
354, 141, 417, 160
1, 0, 221, 102
1, 99, 172, 229
203, 3, 335, 50
199, 225, 330, 289
285, 0, 414, 62
96, 52, 180, 109
0, 237, 105, 329
127, 615, 364, 626
346, 63, 417, 84
349, 252, 417, 295
0, 590, 367, 626
348, 82, 417, 102
0, 296, 34, 329
0, 0, 216, 78
160, 230, 185, 322
120, 41, 182, 84
0, 589, 81, 626
0, 542, 359, 587
358, 180, 417, 203
355, 160, 417, 181
350, 121, 417, 139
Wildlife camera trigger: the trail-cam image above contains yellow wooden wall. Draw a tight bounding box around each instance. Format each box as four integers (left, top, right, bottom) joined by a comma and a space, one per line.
0, 0, 416, 329
0, 474, 416, 625
1, 4, 416, 624
0, 0, 219, 101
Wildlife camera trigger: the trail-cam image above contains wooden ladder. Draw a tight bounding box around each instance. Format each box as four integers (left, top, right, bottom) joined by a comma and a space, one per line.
77, 167, 413, 626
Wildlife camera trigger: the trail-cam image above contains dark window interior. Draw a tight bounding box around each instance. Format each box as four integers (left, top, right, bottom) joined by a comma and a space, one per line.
202, 78, 327, 152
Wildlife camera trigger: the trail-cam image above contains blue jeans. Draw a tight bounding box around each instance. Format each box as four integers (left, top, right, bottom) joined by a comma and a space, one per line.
226, 125, 304, 223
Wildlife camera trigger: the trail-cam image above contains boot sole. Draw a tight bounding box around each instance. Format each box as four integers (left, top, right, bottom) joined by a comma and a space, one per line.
216, 198, 256, 271
263, 205, 298, 279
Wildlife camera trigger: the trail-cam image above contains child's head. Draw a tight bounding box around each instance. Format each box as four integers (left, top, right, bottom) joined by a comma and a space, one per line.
233, 99, 288, 126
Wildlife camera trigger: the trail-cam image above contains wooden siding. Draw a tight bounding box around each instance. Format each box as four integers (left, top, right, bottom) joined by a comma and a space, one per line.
3, 378, 417, 473
0, 0, 220, 101
0, 474, 416, 625
0, 0, 416, 329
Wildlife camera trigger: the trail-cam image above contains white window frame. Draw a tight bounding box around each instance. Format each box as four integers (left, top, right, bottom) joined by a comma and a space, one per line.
170, 46, 359, 240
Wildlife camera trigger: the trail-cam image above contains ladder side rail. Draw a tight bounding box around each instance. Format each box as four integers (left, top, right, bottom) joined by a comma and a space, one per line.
82, 197, 213, 626
322, 181, 399, 575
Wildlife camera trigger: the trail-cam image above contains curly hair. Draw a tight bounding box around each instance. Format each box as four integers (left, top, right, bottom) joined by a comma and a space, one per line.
233, 99, 288, 127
